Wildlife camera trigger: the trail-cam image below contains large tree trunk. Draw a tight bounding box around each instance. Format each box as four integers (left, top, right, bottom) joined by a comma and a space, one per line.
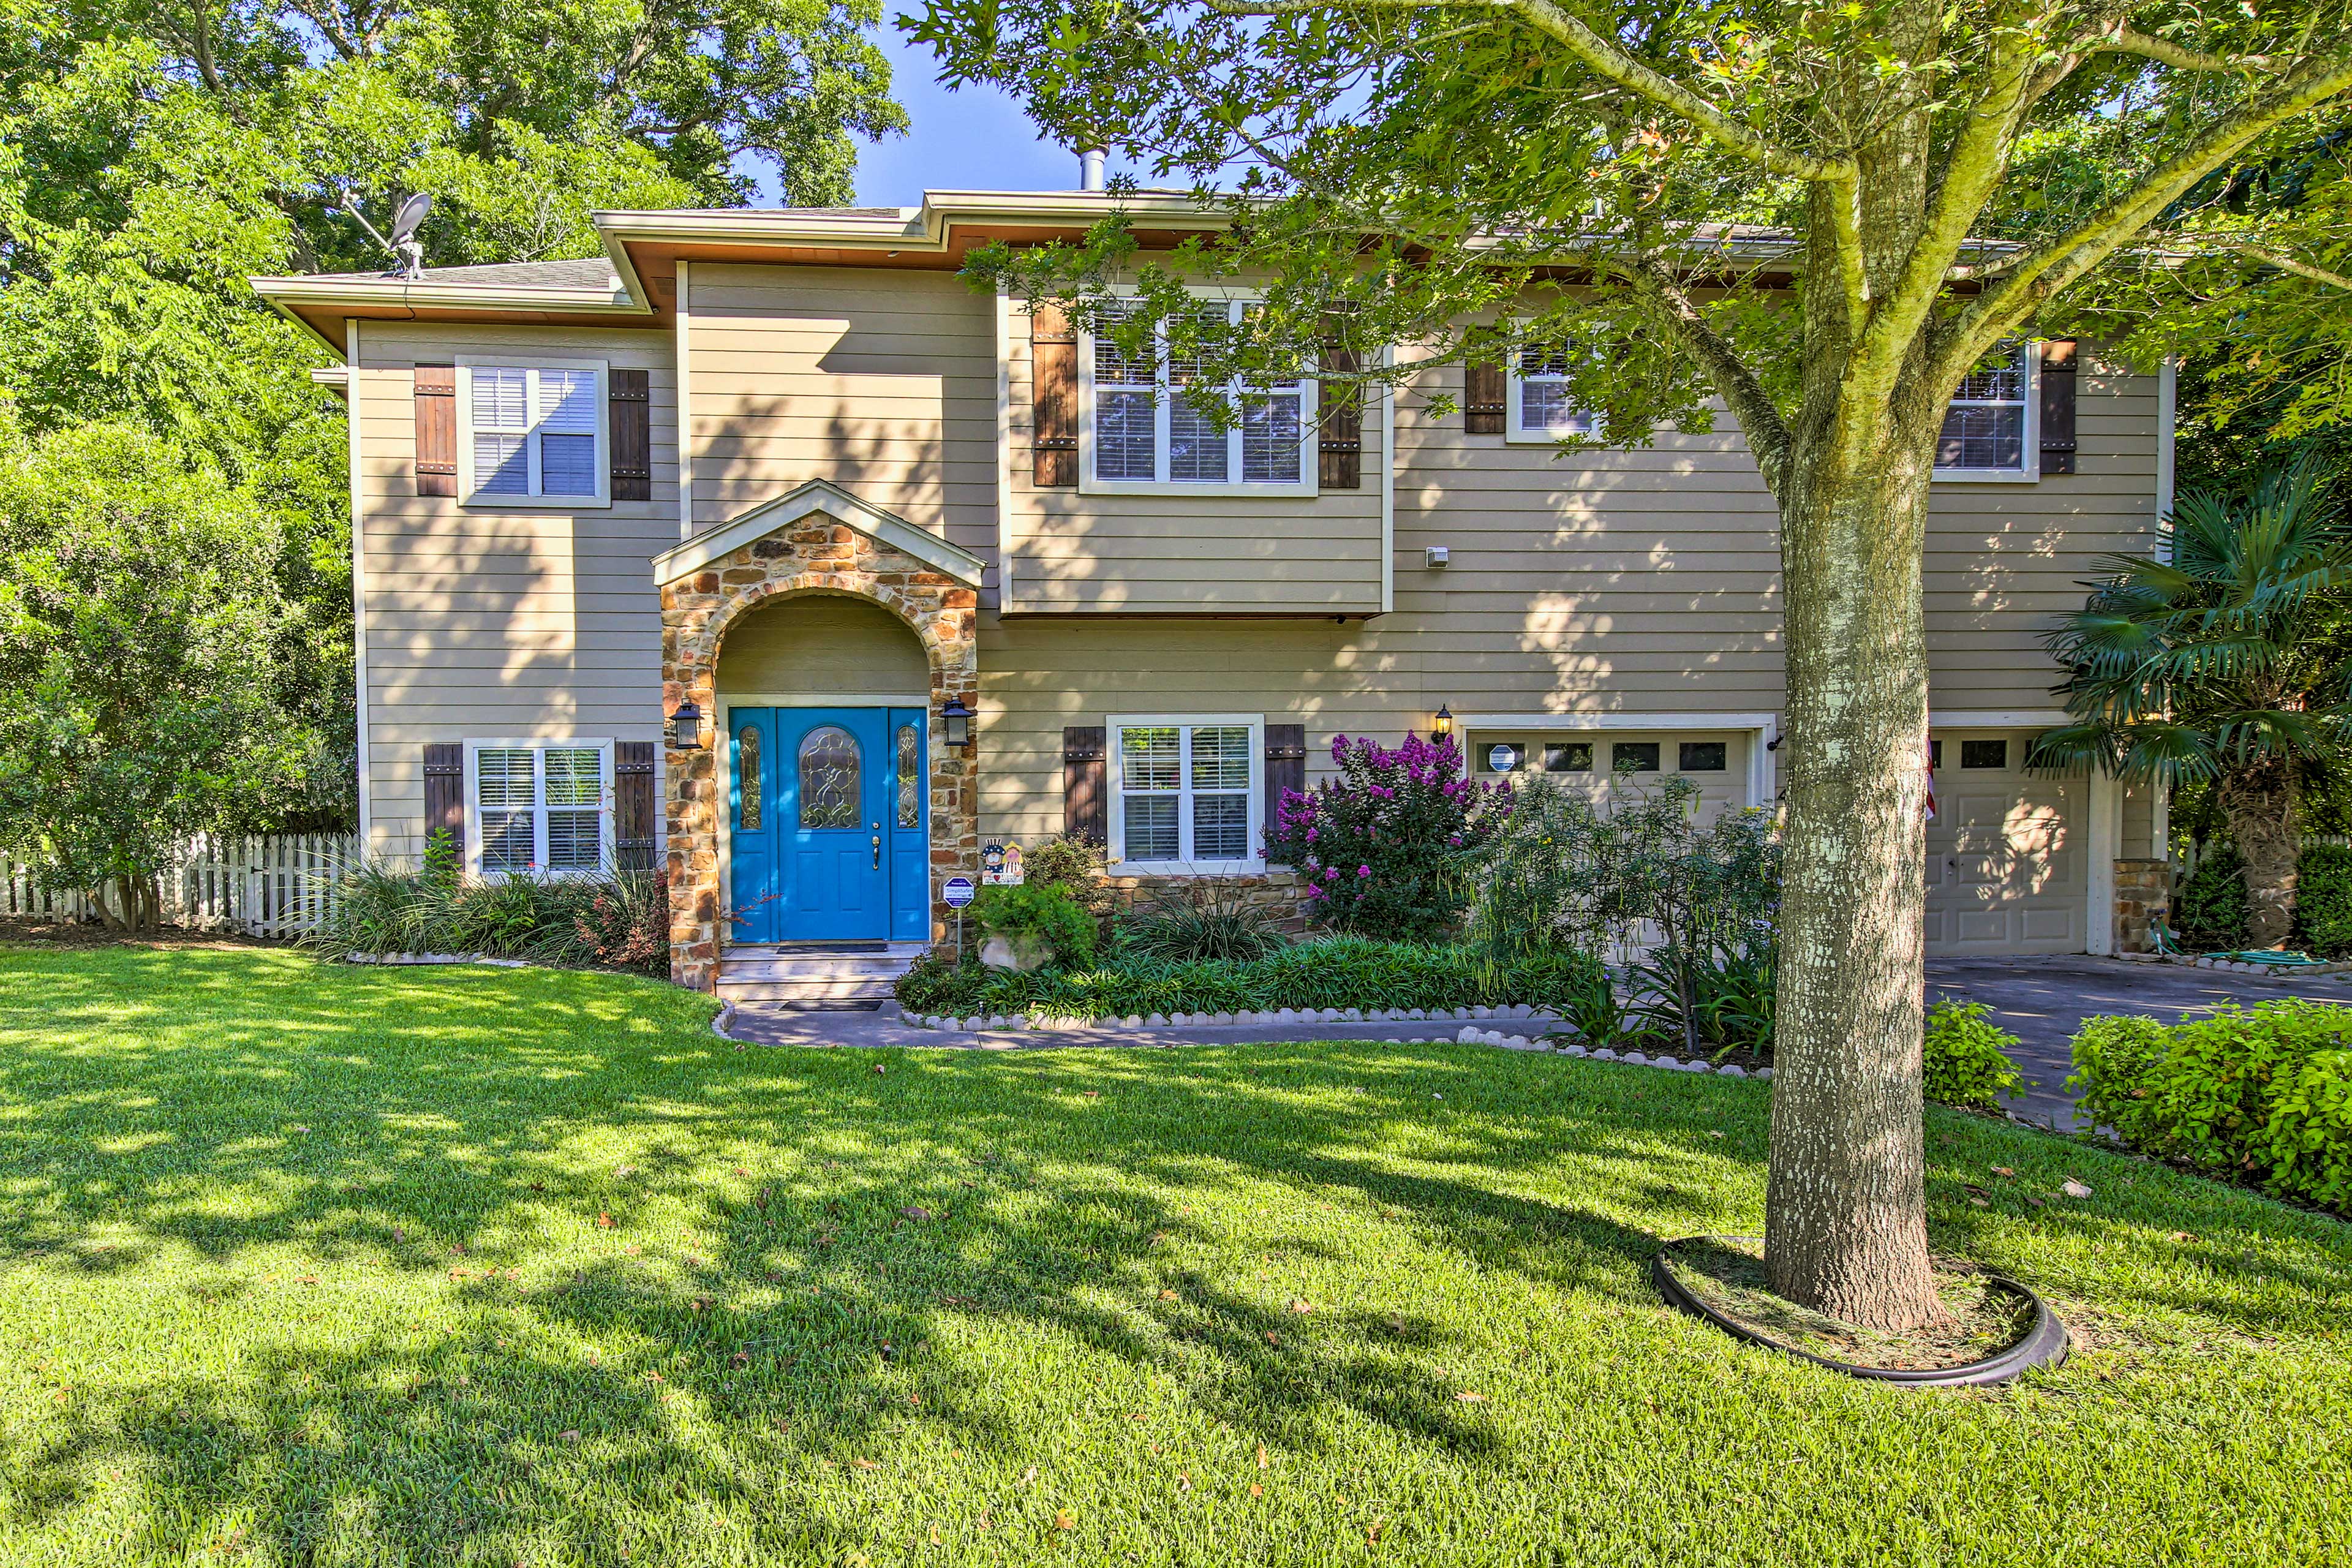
2219, 763, 2301, 949
1764, 441, 1946, 1332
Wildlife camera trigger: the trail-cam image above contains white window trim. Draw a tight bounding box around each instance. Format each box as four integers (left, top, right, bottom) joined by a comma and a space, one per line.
1504, 331, 1602, 445
1077, 293, 1319, 498
461, 738, 617, 880
1106, 713, 1267, 875
1932, 340, 2041, 484
455, 354, 612, 509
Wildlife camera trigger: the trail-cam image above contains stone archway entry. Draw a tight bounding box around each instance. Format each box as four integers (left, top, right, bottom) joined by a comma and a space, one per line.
653, 480, 982, 992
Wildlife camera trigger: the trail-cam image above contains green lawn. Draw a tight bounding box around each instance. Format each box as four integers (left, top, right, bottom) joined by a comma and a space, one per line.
0, 947, 2345, 1567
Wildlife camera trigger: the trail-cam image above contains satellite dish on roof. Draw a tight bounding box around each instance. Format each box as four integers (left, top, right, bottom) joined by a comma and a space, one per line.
339, 190, 430, 281
389, 193, 432, 247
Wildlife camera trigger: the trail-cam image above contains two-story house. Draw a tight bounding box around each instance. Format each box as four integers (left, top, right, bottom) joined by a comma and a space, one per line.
252, 184, 2172, 999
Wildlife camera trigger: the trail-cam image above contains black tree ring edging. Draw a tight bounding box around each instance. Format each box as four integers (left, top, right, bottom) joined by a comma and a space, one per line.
1651, 1236, 2069, 1387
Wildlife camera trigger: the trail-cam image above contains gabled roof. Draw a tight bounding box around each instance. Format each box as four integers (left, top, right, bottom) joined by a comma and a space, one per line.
649, 478, 988, 589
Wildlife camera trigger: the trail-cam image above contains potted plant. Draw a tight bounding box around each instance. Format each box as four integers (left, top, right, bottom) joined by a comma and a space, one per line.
973, 883, 1096, 972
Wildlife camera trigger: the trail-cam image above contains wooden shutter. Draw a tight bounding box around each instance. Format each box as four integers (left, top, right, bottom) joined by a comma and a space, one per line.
609, 369, 652, 501
1318, 345, 1363, 491
1264, 724, 1306, 864
1063, 725, 1106, 843
423, 743, 465, 861
1032, 304, 1080, 487
413, 365, 457, 497
614, 741, 657, 870
1464, 363, 1507, 435
2040, 339, 2078, 475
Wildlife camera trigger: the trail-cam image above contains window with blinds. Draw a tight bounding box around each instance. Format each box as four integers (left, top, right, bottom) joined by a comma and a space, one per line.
1085, 301, 1315, 492
1507, 344, 1600, 441
1110, 717, 1263, 870
469, 742, 611, 876
1936, 341, 2034, 475
462, 363, 605, 502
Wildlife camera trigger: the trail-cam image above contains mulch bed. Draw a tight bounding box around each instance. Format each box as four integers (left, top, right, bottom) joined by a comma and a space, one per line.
1659, 1236, 2038, 1371
0, 916, 290, 952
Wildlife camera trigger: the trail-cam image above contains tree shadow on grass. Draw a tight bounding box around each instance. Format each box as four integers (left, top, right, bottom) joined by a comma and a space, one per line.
2, 946, 2348, 1560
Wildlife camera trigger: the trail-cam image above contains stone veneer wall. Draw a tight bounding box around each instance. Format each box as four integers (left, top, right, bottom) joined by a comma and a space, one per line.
2114, 857, 2170, 954
660, 513, 979, 992
1095, 872, 1311, 936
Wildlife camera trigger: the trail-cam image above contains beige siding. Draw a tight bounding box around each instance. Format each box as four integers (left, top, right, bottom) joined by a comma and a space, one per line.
998, 293, 1385, 614
352, 321, 677, 860
715, 594, 929, 698
683, 265, 1000, 588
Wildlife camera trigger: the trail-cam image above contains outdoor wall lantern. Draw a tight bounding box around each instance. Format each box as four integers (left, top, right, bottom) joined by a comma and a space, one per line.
666, 699, 704, 750
1431, 704, 1454, 741
941, 696, 974, 750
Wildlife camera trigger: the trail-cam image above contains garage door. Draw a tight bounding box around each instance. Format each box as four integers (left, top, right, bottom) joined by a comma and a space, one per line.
1925, 729, 2084, 956
1467, 728, 1757, 822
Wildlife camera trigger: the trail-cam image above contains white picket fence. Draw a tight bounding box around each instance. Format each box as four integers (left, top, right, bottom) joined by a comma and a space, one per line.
0, 833, 360, 938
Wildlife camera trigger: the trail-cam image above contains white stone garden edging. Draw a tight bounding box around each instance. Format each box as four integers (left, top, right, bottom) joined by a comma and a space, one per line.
2114, 951, 2352, 975
895, 1004, 1771, 1077
342, 951, 530, 968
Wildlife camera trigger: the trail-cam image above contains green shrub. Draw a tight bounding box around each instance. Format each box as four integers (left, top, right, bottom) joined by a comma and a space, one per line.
1632, 948, 1776, 1062
973, 881, 1096, 965
307, 862, 669, 976
1118, 881, 1289, 963
2071, 1000, 2352, 1207
1923, 999, 2027, 1110
2293, 842, 2352, 957
1024, 835, 1117, 922
894, 935, 1604, 1022
2174, 845, 2249, 951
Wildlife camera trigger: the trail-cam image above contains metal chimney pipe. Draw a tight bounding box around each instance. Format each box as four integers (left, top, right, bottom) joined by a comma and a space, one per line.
1079, 147, 1107, 192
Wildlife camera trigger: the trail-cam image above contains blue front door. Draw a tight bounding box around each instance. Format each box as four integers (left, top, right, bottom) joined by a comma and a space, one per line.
729, 706, 927, 944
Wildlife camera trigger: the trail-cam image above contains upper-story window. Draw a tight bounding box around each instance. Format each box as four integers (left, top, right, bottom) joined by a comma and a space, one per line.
458, 359, 609, 506
1507, 344, 1600, 442
1080, 301, 1317, 496
1934, 340, 2038, 481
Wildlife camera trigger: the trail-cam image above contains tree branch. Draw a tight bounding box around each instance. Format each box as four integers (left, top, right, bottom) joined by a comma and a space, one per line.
2089, 24, 2282, 76
1626, 254, 1795, 503
1207, 0, 1857, 182
1954, 51, 2352, 376
2207, 239, 2352, 292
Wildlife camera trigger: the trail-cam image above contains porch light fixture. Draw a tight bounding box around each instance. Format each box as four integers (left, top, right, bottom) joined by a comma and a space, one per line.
666, 698, 703, 751
941, 696, 974, 750
1431, 704, 1453, 741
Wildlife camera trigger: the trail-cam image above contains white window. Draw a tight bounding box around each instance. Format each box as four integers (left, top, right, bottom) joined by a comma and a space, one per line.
457, 358, 609, 506
1935, 340, 2039, 481
1108, 715, 1264, 872
1080, 301, 1317, 496
1506, 343, 1600, 442
464, 740, 614, 878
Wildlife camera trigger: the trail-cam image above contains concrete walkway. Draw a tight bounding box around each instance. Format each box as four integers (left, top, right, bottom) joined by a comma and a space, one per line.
723, 955, 2352, 1133
1926, 956, 2352, 1129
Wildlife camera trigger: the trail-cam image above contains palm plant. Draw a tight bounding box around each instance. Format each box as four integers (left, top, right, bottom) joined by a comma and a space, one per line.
2035, 458, 2352, 949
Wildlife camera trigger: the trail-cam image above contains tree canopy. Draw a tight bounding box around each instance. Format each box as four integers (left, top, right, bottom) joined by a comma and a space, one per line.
0, 0, 905, 821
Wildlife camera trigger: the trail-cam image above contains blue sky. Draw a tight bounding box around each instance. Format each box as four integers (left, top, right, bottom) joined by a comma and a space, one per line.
741, 24, 1152, 206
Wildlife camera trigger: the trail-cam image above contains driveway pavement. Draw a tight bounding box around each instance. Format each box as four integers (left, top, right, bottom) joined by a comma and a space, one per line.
1925, 956, 2352, 1129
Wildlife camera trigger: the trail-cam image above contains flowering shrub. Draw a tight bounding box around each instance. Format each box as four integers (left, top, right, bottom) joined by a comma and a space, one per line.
1263, 732, 1509, 941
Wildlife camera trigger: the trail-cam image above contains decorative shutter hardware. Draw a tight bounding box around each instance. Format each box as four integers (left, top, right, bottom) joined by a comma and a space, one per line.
1464, 363, 1507, 435
1318, 341, 1364, 491
1032, 304, 1080, 488
413, 365, 457, 496
609, 369, 653, 501
614, 741, 658, 870
1063, 725, 1107, 844
1264, 724, 1307, 863
2039, 339, 2078, 475
422, 743, 465, 861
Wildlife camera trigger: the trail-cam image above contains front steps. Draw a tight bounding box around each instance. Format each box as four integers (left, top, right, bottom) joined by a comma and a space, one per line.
716, 941, 927, 1008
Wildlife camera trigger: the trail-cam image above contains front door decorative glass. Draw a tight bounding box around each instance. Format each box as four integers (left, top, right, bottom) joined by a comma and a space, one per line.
797, 725, 861, 829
